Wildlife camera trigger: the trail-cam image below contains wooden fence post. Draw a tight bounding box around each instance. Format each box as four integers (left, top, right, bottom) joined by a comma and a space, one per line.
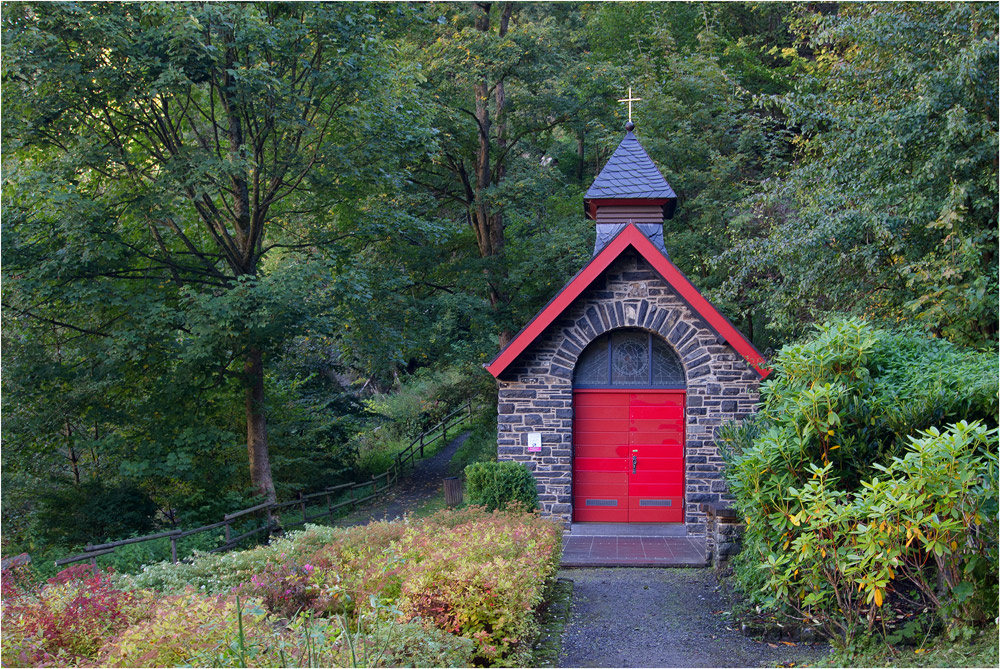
419, 433, 424, 458
442, 420, 447, 444
224, 520, 231, 546
326, 491, 333, 524
444, 477, 463, 507
266, 505, 273, 540
170, 535, 178, 564
298, 491, 306, 523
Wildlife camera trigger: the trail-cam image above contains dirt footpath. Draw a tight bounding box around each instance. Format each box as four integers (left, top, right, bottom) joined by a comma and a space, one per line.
337, 431, 470, 526
557, 568, 828, 668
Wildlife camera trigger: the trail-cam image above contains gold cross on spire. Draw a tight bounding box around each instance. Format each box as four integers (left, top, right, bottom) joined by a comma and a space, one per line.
618, 87, 641, 123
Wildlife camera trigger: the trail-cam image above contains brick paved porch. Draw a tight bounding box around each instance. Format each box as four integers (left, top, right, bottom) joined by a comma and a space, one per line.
560, 523, 708, 567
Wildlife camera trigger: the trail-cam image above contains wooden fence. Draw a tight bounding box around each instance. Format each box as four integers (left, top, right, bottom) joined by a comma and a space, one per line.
54, 401, 474, 568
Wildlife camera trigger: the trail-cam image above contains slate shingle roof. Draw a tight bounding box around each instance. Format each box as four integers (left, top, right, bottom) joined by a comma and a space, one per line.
584, 131, 677, 200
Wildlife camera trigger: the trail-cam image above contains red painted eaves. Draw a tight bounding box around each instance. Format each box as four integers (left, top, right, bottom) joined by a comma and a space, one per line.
485, 224, 771, 379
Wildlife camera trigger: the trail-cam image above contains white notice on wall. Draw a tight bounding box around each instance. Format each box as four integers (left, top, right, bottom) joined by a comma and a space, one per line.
527, 433, 542, 452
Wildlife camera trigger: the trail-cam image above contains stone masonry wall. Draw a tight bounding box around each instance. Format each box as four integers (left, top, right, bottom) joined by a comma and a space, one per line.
496, 249, 761, 534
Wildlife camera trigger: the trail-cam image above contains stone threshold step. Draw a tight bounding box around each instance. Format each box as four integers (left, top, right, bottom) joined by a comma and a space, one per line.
560, 558, 709, 568
564, 522, 688, 537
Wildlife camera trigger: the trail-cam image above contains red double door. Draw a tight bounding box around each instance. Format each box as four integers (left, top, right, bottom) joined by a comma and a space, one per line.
573, 390, 684, 523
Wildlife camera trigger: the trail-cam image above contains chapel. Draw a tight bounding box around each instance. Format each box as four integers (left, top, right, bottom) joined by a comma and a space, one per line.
485, 120, 769, 536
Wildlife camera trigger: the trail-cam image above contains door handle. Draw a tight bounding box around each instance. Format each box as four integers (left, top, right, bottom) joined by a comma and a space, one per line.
632, 454, 637, 475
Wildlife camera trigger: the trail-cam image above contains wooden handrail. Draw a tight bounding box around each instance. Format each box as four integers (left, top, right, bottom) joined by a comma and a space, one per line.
224, 501, 272, 521
86, 529, 182, 551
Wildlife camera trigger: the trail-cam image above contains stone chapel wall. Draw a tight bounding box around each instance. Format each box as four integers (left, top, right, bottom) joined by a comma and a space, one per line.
496, 249, 761, 534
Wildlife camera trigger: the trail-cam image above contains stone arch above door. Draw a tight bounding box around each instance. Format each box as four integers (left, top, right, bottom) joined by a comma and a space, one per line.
546, 296, 709, 385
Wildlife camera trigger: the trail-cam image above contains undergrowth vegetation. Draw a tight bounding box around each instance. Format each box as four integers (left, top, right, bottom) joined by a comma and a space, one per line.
1, 507, 561, 667
722, 320, 998, 652
353, 366, 486, 475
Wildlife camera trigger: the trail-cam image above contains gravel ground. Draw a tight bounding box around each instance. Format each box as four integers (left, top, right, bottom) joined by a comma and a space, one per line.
558, 568, 829, 668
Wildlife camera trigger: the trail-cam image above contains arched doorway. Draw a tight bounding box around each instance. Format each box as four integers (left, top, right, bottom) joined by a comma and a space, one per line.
572, 329, 686, 523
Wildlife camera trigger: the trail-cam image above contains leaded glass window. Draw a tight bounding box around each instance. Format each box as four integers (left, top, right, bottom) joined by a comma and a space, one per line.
611, 331, 649, 386
652, 337, 685, 385
573, 329, 686, 388
573, 337, 609, 386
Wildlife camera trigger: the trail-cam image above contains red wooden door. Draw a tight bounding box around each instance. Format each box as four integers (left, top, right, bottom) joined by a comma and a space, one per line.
573, 390, 684, 523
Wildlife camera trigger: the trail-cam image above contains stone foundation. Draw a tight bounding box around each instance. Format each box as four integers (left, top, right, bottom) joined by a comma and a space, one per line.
702, 503, 745, 569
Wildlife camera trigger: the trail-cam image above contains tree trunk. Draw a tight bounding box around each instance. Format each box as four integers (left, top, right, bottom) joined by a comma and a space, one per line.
472, 2, 514, 349
245, 346, 275, 501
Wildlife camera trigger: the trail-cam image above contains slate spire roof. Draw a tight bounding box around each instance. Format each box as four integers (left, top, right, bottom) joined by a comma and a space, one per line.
584, 128, 677, 201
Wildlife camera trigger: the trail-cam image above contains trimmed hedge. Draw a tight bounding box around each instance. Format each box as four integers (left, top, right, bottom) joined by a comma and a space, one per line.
465, 461, 539, 512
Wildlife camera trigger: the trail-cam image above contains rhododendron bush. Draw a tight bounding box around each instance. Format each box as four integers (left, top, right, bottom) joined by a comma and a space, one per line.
1, 507, 561, 667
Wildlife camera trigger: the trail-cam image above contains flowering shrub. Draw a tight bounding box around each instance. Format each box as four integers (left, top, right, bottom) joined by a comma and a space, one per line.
240, 562, 348, 619
1, 564, 152, 666
101, 593, 270, 667
396, 507, 562, 665
122, 538, 288, 593
16, 509, 561, 667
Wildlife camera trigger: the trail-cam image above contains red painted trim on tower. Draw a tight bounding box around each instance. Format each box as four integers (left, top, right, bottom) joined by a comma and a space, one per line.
485, 223, 771, 379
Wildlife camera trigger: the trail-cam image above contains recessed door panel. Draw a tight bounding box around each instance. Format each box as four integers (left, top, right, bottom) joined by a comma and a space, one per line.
573, 390, 685, 523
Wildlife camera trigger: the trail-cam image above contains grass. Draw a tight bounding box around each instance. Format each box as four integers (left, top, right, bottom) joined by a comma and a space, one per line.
448, 411, 499, 475
815, 625, 999, 668
530, 577, 575, 667
358, 413, 475, 476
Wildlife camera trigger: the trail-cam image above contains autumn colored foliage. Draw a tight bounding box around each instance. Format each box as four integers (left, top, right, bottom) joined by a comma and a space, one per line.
1, 508, 561, 667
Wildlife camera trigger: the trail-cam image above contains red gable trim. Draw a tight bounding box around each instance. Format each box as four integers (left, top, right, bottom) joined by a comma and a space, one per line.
485, 223, 771, 379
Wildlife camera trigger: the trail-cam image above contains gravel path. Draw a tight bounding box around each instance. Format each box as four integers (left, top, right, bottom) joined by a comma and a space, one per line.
558, 568, 828, 668
338, 431, 470, 526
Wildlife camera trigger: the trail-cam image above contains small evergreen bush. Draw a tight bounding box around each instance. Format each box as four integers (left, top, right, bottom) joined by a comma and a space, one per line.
465, 461, 539, 512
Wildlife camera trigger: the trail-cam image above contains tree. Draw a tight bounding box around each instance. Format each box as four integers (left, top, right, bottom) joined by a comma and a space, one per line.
2, 3, 424, 500
404, 3, 593, 346
720, 3, 999, 346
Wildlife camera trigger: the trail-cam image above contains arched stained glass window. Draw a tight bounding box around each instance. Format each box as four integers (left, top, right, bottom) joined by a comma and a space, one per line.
652, 337, 685, 386
573, 329, 685, 388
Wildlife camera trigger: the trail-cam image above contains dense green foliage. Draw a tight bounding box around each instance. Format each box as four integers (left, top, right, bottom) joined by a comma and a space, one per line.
0, 508, 560, 667
465, 461, 540, 512
720, 3, 998, 345
2, 2, 997, 600
722, 320, 998, 648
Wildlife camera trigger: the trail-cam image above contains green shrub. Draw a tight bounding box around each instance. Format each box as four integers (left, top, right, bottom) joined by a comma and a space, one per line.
33, 481, 159, 548
722, 319, 999, 648
465, 461, 539, 512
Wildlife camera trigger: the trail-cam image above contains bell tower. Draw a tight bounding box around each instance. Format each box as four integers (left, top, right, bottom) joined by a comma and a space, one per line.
583, 120, 677, 257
